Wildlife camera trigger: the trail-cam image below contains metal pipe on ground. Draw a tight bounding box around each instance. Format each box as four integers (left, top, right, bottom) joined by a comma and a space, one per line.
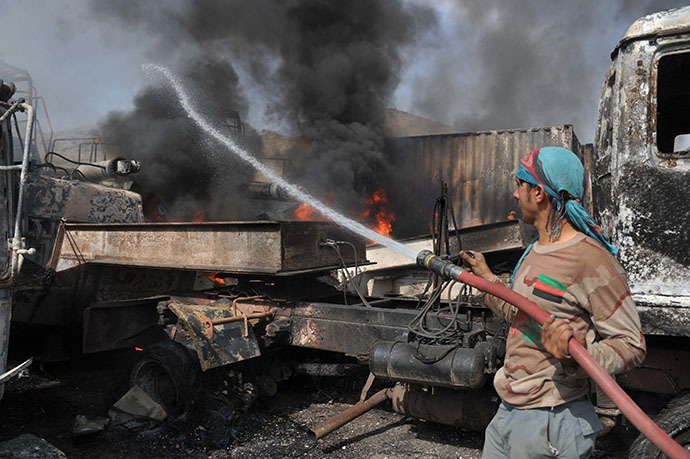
417, 249, 690, 459
309, 387, 393, 440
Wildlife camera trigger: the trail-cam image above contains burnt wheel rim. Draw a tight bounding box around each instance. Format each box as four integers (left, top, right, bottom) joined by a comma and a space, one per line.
133, 360, 179, 413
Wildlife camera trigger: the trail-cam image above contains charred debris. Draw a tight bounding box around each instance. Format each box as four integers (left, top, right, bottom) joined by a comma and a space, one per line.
0, 3, 690, 456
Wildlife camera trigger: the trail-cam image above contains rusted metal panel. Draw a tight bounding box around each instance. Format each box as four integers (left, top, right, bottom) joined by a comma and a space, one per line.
281, 302, 474, 357
167, 300, 265, 371
287, 306, 414, 356
48, 221, 366, 274
11, 267, 80, 326
83, 296, 164, 353
384, 125, 581, 239
613, 7, 690, 59
25, 174, 144, 223
11, 265, 196, 328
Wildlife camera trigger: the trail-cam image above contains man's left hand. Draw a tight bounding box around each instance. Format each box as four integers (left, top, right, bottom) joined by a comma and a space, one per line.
541, 315, 585, 360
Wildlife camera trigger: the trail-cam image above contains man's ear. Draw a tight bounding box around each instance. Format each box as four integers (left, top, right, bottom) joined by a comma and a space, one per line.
534, 185, 548, 203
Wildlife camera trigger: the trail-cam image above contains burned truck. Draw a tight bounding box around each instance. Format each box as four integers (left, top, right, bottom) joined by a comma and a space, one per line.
0, 6, 690, 457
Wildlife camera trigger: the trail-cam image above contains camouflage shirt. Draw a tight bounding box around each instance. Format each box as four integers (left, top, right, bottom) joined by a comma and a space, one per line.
483, 232, 646, 409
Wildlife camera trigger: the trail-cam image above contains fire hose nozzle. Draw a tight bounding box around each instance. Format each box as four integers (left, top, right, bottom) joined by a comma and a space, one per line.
416, 249, 464, 281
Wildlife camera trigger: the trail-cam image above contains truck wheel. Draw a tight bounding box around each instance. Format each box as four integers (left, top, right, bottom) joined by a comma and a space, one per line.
629, 392, 690, 457
130, 340, 199, 417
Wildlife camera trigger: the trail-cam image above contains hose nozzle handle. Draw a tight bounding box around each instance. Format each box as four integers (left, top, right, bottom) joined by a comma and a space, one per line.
417, 249, 464, 281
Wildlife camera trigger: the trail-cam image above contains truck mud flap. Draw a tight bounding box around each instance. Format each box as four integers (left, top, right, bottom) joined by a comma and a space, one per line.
167, 302, 261, 371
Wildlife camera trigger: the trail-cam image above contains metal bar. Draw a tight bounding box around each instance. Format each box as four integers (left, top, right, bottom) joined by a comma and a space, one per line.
212, 311, 273, 338
310, 387, 392, 439
211, 311, 272, 326
0, 100, 22, 123
231, 295, 264, 317
0, 165, 22, 171
281, 301, 469, 357
36, 96, 54, 152
9, 103, 35, 278
0, 357, 32, 384
48, 137, 100, 161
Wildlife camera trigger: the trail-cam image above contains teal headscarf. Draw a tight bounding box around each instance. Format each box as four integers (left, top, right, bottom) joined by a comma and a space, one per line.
511, 147, 617, 287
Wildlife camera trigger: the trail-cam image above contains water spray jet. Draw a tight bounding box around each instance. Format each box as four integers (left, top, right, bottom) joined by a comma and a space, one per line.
143, 63, 417, 260
147, 64, 687, 457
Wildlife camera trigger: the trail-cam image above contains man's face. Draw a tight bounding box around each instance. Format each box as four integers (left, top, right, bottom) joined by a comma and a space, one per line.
513, 178, 538, 224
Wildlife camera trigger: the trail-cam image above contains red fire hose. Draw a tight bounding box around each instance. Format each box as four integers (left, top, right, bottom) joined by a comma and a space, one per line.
417, 250, 690, 459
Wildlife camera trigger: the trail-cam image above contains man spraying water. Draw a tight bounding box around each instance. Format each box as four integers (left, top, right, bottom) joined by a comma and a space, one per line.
151, 66, 686, 458
459, 147, 646, 458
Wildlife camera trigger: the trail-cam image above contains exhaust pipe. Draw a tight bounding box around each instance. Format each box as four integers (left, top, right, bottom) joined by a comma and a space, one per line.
73, 157, 140, 181
244, 182, 292, 201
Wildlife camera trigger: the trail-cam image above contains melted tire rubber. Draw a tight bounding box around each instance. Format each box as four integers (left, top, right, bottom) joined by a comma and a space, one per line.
629, 392, 690, 458
130, 340, 200, 417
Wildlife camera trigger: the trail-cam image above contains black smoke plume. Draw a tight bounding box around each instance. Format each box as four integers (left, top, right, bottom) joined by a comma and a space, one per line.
92, 0, 436, 221
407, 0, 686, 140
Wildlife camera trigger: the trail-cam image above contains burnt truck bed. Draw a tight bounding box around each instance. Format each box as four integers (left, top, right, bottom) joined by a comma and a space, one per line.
11, 221, 367, 331
48, 221, 367, 274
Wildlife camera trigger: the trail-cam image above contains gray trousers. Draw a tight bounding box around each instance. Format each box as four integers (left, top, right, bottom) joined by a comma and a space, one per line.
482, 399, 602, 459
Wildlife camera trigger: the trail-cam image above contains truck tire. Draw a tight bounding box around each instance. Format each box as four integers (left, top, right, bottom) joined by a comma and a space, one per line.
629, 392, 690, 457
130, 340, 200, 417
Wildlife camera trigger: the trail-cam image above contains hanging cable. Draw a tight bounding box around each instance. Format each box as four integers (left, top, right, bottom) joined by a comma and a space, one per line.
44, 151, 106, 169
321, 239, 372, 308
407, 181, 469, 347
12, 114, 23, 152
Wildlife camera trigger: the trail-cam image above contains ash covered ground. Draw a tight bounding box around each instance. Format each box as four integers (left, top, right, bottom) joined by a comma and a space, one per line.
0, 350, 643, 458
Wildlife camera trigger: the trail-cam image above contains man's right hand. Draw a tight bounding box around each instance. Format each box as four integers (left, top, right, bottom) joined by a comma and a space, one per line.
459, 250, 495, 282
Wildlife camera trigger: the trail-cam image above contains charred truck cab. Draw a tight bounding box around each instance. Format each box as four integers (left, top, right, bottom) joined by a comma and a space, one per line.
593, 8, 690, 340
0, 7, 689, 457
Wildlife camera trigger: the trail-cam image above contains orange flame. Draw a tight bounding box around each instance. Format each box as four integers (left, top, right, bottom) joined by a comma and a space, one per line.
507, 210, 517, 220
358, 188, 396, 243
293, 189, 396, 243
293, 191, 334, 221
192, 210, 204, 222
293, 203, 328, 221
207, 273, 226, 285
135, 347, 144, 352
150, 207, 169, 222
